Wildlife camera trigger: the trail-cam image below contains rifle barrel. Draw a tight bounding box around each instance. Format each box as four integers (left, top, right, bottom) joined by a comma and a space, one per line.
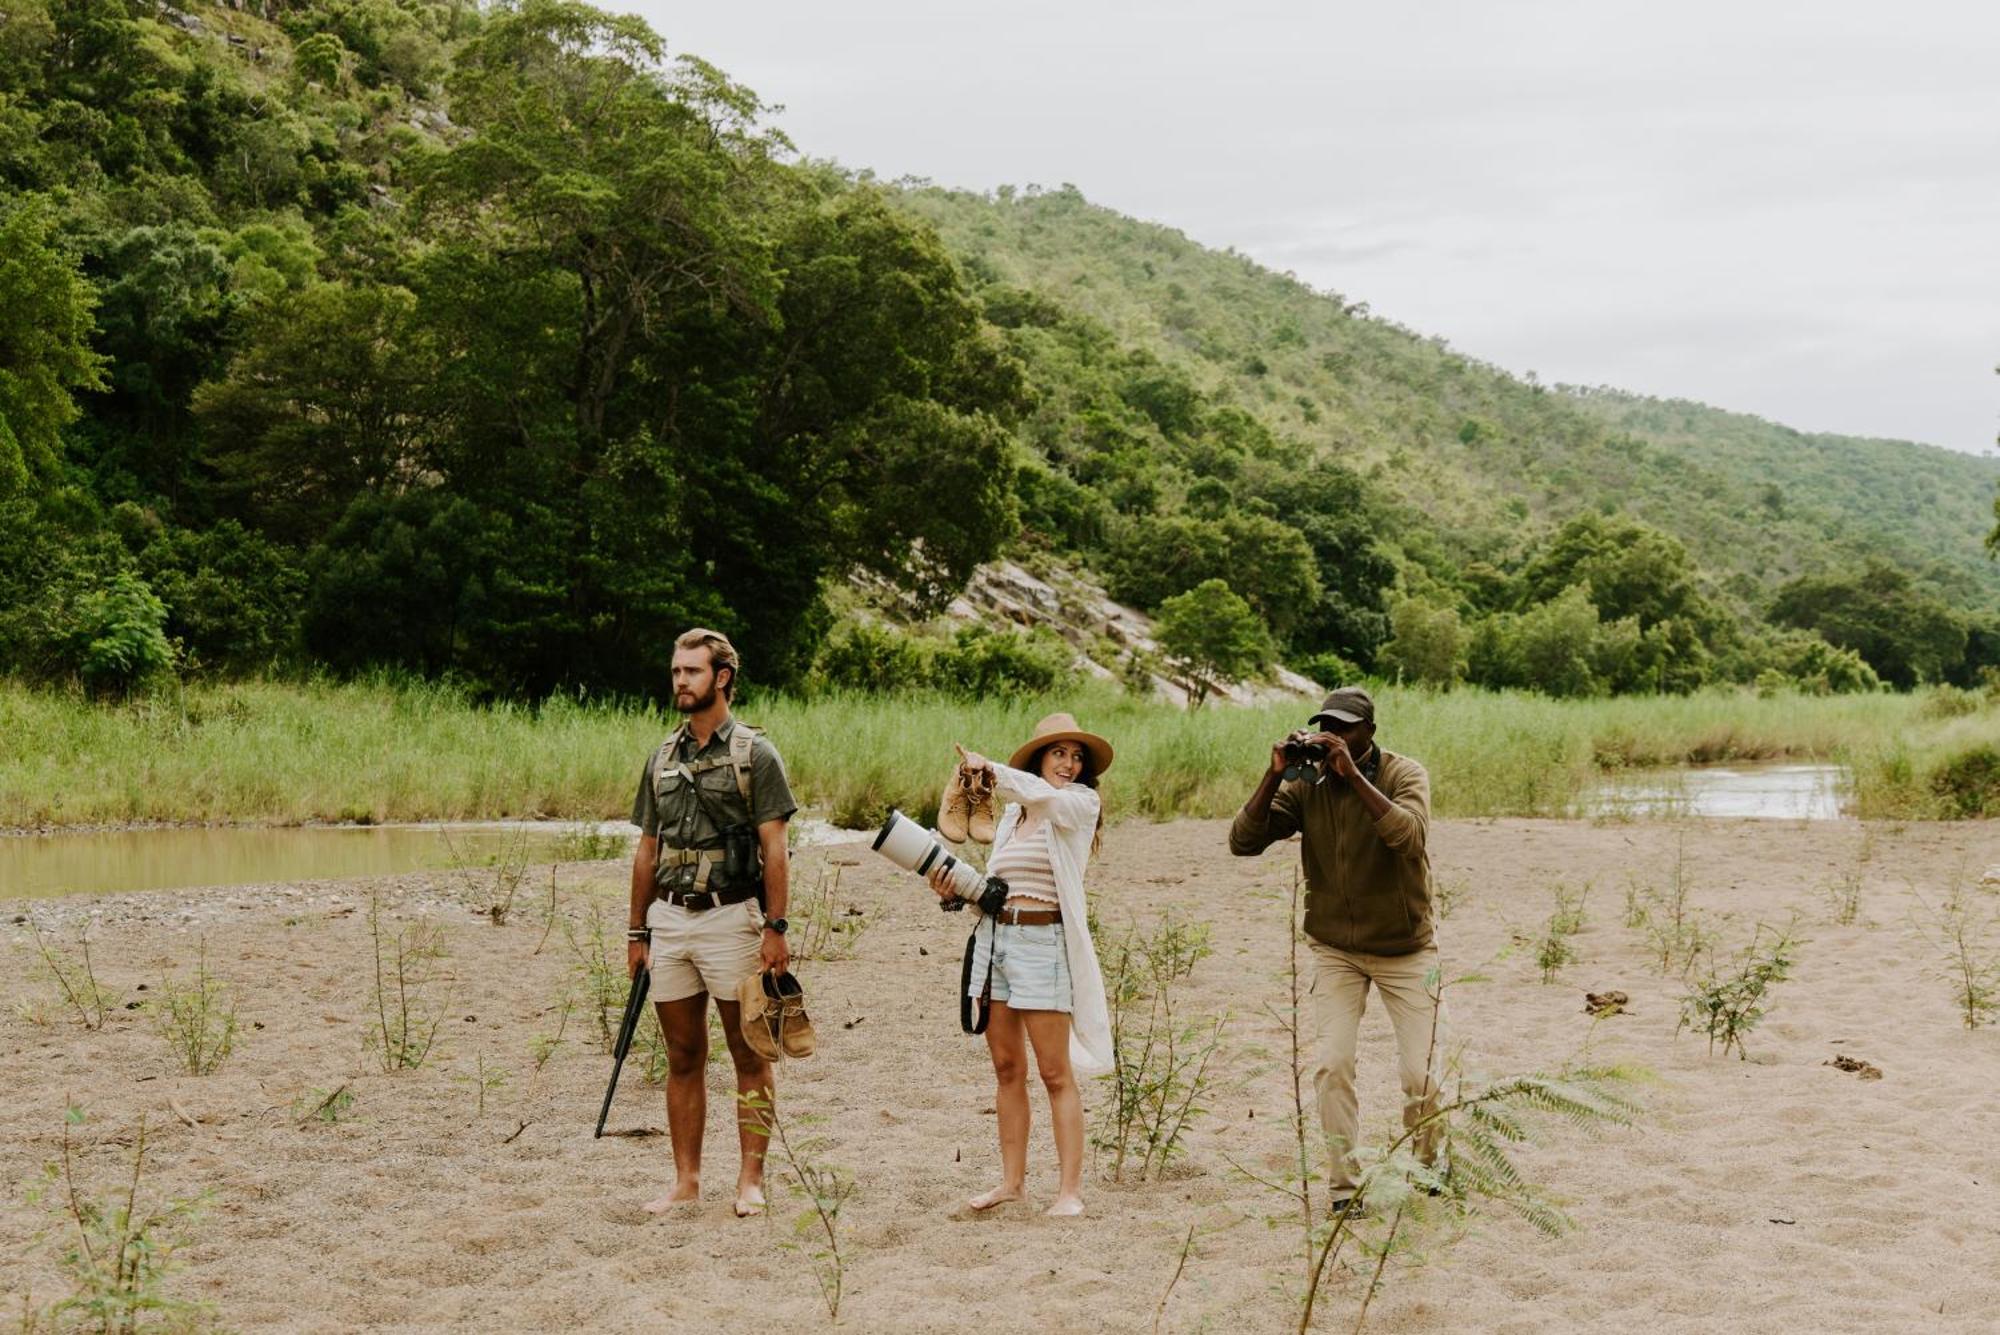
594, 965, 651, 1139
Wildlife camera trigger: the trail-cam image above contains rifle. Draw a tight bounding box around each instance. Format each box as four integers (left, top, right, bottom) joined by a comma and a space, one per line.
594, 964, 651, 1138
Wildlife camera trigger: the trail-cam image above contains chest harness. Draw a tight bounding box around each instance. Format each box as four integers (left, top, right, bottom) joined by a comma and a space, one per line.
652, 722, 760, 906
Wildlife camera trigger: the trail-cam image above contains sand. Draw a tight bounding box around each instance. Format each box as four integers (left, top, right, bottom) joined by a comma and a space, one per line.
5, 816, 1999, 1333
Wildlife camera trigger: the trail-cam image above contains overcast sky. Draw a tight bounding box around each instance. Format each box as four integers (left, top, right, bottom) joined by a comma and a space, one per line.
630, 0, 2000, 454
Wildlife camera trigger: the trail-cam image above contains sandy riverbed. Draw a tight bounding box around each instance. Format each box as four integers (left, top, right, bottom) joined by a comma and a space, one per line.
5, 816, 1998, 1333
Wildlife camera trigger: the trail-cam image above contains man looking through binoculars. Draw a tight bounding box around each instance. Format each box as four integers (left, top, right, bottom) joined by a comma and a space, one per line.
1228, 686, 1445, 1210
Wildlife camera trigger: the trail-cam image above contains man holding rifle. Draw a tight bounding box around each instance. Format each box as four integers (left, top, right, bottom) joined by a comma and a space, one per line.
628, 628, 797, 1217
1228, 686, 1445, 1211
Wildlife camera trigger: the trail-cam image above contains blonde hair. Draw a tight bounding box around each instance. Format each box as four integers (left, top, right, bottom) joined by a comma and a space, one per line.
674, 627, 741, 700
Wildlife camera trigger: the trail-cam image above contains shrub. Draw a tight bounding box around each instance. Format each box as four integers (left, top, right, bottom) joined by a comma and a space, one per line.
812, 620, 933, 692
24, 1108, 211, 1333
152, 941, 238, 1075
1288, 649, 1363, 691
366, 892, 450, 1072
811, 621, 1075, 698
1093, 915, 1225, 1182
930, 624, 1075, 696
1678, 922, 1800, 1059
1916, 882, 2000, 1030
71, 570, 175, 696
1919, 685, 1982, 720
1930, 745, 2000, 818
25, 921, 115, 1030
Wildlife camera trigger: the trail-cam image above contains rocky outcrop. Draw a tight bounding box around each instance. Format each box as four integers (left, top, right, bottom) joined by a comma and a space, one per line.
937, 560, 1320, 709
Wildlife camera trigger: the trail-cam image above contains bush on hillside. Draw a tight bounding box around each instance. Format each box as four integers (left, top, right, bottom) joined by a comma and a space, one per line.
811, 622, 1076, 698
1288, 650, 1364, 693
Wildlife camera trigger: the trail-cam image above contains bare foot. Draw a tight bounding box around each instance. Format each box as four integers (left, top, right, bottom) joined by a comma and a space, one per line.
968, 1185, 1024, 1211
1044, 1195, 1084, 1218
733, 1183, 766, 1218
643, 1180, 700, 1214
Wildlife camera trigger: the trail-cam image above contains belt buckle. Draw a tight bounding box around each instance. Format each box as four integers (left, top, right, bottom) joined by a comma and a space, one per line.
684, 891, 714, 912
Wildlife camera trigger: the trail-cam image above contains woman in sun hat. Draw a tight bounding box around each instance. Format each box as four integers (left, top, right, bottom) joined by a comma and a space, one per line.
927, 711, 1114, 1218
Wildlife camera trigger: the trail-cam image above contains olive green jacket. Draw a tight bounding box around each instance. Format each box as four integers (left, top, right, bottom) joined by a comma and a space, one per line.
1228, 748, 1434, 955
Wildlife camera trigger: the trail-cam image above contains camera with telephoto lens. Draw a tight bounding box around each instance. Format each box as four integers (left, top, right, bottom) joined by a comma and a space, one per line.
872, 810, 1010, 914
1282, 730, 1331, 784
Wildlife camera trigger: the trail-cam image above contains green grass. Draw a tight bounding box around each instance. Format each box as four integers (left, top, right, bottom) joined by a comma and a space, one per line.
0, 677, 1986, 830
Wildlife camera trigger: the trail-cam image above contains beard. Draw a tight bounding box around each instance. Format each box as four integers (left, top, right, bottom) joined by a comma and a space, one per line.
673, 684, 719, 715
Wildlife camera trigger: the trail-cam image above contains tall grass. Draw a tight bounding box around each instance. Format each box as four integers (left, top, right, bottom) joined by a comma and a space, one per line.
0, 675, 1975, 830
0, 674, 662, 827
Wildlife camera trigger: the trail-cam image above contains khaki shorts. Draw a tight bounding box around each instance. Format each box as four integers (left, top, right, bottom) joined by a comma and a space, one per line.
644, 896, 765, 1004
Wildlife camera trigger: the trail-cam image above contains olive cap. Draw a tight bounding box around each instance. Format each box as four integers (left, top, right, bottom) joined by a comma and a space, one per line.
1309, 686, 1375, 727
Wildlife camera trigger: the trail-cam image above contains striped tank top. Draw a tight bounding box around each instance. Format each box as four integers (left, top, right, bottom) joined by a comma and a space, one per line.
988, 821, 1059, 905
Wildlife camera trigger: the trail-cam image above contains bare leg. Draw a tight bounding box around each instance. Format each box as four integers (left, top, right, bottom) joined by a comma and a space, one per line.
713, 998, 773, 1216
1022, 1008, 1084, 1216
645, 994, 709, 1212
971, 1001, 1028, 1210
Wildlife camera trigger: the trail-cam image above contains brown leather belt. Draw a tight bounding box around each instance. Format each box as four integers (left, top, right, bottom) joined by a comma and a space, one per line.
655, 886, 759, 912
995, 905, 1062, 926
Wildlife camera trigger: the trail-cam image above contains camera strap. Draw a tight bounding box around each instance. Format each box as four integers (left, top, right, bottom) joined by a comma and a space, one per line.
959, 915, 997, 1035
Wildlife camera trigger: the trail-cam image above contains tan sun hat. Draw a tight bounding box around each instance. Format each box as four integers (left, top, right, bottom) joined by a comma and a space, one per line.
1007, 712, 1114, 777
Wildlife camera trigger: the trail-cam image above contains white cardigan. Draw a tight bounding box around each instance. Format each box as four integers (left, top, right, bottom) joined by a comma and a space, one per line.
984, 762, 1114, 1076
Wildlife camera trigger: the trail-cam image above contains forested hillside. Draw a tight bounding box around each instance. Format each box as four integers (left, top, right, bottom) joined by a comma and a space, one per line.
895, 186, 2000, 606
1565, 388, 1999, 603
3, 0, 1994, 704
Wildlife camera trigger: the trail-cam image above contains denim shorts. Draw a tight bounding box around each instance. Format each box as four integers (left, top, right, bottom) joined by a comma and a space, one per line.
967, 919, 1073, 1013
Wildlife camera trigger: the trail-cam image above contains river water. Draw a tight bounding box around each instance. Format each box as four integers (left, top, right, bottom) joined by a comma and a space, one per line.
1587, 763, 1846, 822
3, 768, 1843, 900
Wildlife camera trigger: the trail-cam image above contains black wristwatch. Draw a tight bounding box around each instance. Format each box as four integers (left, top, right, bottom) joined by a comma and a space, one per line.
765, 918, 788, 935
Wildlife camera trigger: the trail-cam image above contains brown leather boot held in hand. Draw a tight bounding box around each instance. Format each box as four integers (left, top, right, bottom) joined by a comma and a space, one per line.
965, 766, 997, 843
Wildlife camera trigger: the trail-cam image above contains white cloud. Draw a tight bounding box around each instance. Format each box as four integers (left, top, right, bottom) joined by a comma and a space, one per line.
626, 0, 2000, 452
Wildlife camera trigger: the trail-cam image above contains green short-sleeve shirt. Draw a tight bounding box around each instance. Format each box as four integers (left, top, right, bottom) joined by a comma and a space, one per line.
630, 717, 798, 851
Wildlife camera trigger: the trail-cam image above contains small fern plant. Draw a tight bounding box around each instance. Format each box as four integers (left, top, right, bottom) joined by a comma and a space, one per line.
1299, 1063, 1643, 1333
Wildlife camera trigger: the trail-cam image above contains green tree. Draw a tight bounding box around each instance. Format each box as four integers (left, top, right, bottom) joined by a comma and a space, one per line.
0, 197, 105, 498
1515, 585, 1603, 697
1155, 578, 1273, 708
87, 223, 239, 509
1378, 598, 1465, 687
424, 0, 786, 459
1520, 512, 1711, 630
195, 282, 441, 538
1771, 563, 1967, 688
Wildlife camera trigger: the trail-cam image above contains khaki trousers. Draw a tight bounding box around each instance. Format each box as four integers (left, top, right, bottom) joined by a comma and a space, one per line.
1307, 941, 1446, 1192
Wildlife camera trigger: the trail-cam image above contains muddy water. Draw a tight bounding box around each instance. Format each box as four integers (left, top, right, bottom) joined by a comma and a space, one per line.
0, 822, 626, 900
2, 769, 1841, 900
1589, 763, 1847, 821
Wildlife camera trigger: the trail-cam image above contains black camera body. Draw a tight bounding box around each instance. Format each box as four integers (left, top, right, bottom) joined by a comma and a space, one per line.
941, 874, 1011, 916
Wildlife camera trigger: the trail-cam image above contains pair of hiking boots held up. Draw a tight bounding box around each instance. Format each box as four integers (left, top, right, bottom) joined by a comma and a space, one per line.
938, 763, 997, 844
737, 970, 815, 1062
